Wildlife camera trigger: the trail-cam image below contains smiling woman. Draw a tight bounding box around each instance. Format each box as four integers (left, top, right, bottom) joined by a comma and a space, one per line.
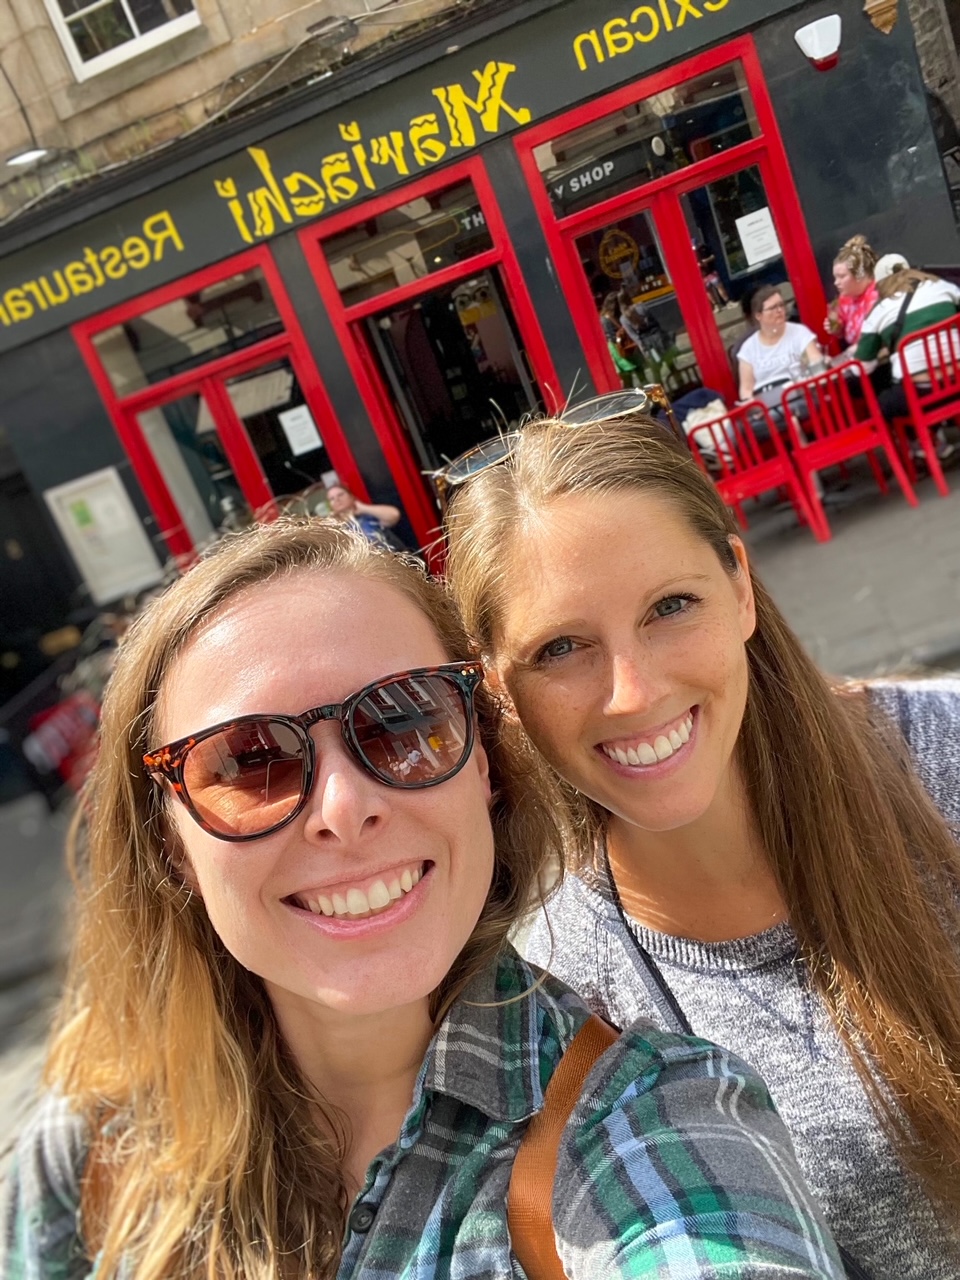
444, 415, 960, 1280
1, 518, 846, 1280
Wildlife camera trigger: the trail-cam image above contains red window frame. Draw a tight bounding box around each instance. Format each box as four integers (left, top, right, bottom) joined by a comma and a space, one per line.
514, 36, 827, 401
298, 155, 562, 550
72, 245, 364, 563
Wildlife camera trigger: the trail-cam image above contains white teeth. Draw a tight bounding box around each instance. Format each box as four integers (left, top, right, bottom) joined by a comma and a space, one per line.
678, 719, 690, 744
602, 712, 695, 769
637, 742, 658, 765
367, 880, 391, 910
653, 735, 673, 761
298, 864, 426, 919
669, 730, 683, 750
346, 888, 369, 916
626, 747, 641, 766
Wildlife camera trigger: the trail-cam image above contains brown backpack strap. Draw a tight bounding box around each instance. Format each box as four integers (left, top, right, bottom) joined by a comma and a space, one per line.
508, 1014, 619, 1279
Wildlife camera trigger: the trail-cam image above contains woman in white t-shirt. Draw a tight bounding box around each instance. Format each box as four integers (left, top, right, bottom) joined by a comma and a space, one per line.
738, 285, 822, 405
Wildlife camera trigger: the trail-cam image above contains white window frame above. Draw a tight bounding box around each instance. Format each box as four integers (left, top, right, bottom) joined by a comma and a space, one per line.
43, 0, 201, 81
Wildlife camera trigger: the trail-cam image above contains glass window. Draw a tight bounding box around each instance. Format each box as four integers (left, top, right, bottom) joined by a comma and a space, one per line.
533, 63, 759, 216
92, 267, 284, 396
46, 0, 198, 79
324, 180, 494, 308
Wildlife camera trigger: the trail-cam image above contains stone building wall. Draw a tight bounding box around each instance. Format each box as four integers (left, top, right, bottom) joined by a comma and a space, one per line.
0, 0, 460, 222
905, 0, 960, 122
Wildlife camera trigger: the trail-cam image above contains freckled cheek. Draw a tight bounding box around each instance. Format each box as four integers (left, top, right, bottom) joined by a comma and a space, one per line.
508, 679, 595, 767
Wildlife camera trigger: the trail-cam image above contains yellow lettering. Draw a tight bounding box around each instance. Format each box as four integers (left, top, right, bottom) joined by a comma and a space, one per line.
122, 237, 150, 270
215, 177, 254, 243
143, 210, 184, 258
370, 131, 410, 175
21, 281, 47, 312
0, 300, 8, 326
100, 246, 126, 281
409, 113, 447, 165
246, 148, 294, 238
5, 288, 33, 319
64, 262, 95, 295
658, 0, 674, 30
673, 0, 702, 23
704, 0, 728, 9
603, 18, 635, 55
573, 29, 604, 71
433, 62, 531, 149
40, 271, 70, 305
339, 123, 375, 190
321, 152, 358, 203
283, 171, 326, 218
630, 6, 661, 41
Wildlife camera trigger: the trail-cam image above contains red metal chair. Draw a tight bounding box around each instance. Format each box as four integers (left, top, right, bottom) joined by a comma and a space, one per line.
686, 401, 830, 542
780, 361, 918, 532
893, 314, 960, 497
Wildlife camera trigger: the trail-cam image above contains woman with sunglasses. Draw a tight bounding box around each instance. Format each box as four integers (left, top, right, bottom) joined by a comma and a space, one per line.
444, 415, 960, 1280
3, 518, 842, 1280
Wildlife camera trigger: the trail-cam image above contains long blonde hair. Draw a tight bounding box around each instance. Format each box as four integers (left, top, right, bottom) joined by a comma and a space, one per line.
445, 416, 960, 1217
47, 518, 567, 1280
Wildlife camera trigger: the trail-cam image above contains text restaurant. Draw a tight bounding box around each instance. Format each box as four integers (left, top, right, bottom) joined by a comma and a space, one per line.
1, 0, 958, 606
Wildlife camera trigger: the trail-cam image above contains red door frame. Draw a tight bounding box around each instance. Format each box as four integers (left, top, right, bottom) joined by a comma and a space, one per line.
298, 155, 562, 549
72, 246, 365, 563
514, 36, 827, 402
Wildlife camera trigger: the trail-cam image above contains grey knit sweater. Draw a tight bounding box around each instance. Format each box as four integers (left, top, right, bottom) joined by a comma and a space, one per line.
522, 679, 960, 1280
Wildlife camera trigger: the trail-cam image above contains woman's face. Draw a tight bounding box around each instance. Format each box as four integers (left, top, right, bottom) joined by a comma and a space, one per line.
158, 571, 494, 1023
755, 292, 787, 337
833, 262, 868, 298
492, 489, 755, 837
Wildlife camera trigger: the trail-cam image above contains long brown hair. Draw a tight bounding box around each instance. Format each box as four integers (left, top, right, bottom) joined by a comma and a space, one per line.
47, 518, 567, 1280
445, 415, 960, 1217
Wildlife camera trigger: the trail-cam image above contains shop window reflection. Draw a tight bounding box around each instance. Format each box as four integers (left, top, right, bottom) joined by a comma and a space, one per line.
323, 180, 493, 308
534, 63, 759, 216
92, 267, 284, 396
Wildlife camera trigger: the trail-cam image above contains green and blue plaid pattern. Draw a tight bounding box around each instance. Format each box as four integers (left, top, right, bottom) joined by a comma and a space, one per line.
3, 949, 842, 1278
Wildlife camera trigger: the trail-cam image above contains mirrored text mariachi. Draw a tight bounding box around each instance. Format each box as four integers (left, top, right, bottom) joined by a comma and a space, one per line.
213, 61, 531, 244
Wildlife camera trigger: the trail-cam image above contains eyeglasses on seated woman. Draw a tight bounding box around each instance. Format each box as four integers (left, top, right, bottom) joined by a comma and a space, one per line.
444, 415, 960, 1280
3, 518, 844, 1280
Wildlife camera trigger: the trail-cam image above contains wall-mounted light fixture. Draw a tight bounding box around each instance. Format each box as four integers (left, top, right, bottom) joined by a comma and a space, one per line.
794, 15, 843, 71
0, 61, 51, 167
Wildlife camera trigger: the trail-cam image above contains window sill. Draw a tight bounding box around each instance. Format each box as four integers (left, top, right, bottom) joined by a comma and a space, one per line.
70, 11, 204, 82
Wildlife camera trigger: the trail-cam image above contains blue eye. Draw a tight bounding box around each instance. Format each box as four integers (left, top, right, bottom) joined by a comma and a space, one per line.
537, 636, 576, 662
654, 594, 698, 618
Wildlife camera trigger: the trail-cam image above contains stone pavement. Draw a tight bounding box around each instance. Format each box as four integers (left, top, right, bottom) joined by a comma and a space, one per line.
0, 468, 958, 1175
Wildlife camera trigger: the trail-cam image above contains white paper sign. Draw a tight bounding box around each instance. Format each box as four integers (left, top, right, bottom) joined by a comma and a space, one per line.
44, 467, 163, 605
278, 404, 323, 456
735, 207, 782, 268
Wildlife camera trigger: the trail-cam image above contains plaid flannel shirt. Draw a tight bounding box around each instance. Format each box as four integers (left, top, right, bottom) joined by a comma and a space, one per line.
2, 948, 841, 1279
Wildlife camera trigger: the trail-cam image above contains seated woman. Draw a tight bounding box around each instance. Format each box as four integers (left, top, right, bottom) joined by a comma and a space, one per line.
2, 519, 843, 1280
738, 284, 823, 406
856, 253, 960, 457
825, 235, 879, 363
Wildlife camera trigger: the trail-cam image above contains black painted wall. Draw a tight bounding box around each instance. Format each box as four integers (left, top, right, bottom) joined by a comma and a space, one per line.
754, 0, 960, 279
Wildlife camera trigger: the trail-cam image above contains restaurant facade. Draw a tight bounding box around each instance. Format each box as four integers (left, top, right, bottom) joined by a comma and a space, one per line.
1, 0, 959, 620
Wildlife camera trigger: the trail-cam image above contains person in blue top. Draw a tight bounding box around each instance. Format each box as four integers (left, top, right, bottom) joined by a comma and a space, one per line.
327, 483, 403, 547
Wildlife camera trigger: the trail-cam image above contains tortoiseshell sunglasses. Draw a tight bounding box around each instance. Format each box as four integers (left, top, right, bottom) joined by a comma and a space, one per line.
143, 662, 483, 842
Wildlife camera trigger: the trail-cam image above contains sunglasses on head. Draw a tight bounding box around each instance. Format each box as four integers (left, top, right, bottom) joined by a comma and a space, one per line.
144, 662, 483, 842
428, 384, 686, 512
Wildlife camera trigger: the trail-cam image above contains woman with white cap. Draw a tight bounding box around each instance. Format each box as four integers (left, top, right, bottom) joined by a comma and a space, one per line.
855, 253, 960, 450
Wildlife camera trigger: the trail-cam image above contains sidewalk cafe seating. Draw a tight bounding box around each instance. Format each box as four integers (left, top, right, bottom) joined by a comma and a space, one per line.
781, 361, 918, 535
891, 312, 960, 498
686, 400, 830, 542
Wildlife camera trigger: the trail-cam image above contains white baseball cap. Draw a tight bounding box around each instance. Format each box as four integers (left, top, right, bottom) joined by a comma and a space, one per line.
874, 252, 910, 283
